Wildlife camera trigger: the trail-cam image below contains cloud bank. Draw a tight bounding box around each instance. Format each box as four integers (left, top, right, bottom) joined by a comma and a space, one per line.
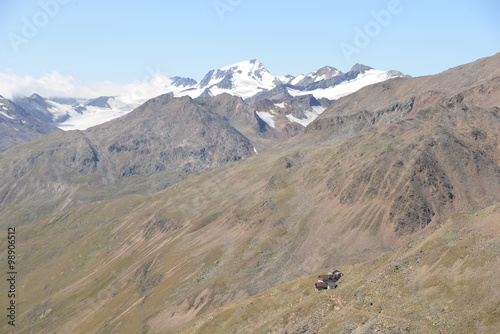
0, 70, 174, 102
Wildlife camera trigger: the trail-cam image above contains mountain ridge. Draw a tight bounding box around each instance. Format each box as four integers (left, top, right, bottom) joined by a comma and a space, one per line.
0, 95, 59, 152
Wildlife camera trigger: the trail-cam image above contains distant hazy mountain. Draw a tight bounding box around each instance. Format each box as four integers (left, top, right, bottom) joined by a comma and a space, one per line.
289, 65, 342, 86
170, 76, 198, 87
174, 59, 406, 102
0, 95, 59, 152
286, 64, 408, 100
14, 94, 144, 131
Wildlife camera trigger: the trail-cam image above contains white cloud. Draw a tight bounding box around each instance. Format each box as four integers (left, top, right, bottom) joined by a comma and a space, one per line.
0, 70, 174, 101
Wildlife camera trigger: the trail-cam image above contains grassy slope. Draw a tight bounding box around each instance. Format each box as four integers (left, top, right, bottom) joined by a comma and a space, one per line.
175, 203, 500, 334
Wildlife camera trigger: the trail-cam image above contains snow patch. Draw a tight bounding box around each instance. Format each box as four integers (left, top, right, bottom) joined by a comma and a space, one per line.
40, 96, 144, 131
172, 88, 206, 99
274, 102, 286, 109
256, 111, 276, 128
290, 75, 305, 86
288, 69, 393, 100
0, 111, 14, 119
56, 96, 141, 131
57, 108, 132, 131
314, 74, 327, 82
286, 106, 326, 127
47, 100, 75, 120
276, 76, 292, 84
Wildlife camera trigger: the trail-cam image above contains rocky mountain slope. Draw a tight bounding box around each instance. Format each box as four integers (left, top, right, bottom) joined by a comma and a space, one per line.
302, 53, 500, 232
0, 54, 498, 334
0, 95, 59, 152
0, 92, 336, 225
197, 93, 334, 151
0, 95, 256, 226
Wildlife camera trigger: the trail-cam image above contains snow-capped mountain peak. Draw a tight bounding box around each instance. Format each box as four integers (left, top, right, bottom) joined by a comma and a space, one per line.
276, 75, 295, 84
349, 63, 373, 74
220, 59, 263, 71
291, 66, 342, 86
182, 59, 280, 100
170, 76, 198, 88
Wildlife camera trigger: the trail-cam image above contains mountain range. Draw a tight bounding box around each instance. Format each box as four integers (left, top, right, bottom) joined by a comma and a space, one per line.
169, 59, 406, 102
0, 53, 499, 333
0, 60, 405, 153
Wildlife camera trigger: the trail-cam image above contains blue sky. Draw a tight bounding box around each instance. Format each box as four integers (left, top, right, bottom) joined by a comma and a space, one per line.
1, 0, 499, 86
